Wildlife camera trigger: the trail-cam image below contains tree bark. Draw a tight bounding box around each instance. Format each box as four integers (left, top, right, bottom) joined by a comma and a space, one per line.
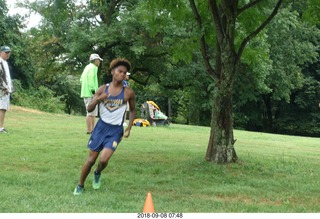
205, 49, 238, 163
204, 0, 238, 163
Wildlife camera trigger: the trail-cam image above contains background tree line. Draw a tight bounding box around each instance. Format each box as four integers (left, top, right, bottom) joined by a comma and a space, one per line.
1, 0, 319, 138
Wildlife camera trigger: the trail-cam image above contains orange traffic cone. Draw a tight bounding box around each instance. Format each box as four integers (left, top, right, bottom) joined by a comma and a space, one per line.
143, 192, 155, 213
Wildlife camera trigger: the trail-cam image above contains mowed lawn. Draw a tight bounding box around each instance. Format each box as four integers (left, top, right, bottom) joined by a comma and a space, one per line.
0, 105, 319, 213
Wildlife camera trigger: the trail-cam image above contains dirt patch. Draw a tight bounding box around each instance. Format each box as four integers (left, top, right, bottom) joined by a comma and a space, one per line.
10, 105, 45, 114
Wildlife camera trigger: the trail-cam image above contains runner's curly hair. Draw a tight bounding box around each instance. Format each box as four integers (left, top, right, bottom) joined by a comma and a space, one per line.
110, 58, 131, 71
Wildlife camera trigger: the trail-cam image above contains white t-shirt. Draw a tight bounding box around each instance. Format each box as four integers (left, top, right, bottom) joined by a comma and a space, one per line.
0, 58, 12, 92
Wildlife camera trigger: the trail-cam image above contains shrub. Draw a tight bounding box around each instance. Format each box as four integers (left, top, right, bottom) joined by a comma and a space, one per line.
11, 80, 64, 113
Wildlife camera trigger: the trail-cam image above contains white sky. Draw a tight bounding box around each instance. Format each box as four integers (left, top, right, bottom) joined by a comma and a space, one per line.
7, 0, 42, 29
7, 0, 87, 30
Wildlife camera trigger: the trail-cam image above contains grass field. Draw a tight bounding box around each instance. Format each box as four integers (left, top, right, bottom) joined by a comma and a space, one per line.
0, 105, 319, 213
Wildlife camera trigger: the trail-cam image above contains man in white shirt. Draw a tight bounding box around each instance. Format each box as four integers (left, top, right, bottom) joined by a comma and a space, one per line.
0, 46, 13, 133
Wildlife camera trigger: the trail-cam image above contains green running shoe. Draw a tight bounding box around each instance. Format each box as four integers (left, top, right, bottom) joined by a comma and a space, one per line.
92, 172, 101, 190
73, 185, 84, 195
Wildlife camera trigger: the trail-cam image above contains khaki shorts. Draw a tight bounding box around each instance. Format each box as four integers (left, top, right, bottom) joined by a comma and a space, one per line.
84, 97, 98, 116
0, 94, 10, 110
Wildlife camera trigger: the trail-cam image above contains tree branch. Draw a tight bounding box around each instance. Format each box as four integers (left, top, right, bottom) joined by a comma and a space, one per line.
238, 0, 264, 15
235, 0, 283, 65
129, 68, 152, 86
208, 0, 225, 44
189, 0, 218, 80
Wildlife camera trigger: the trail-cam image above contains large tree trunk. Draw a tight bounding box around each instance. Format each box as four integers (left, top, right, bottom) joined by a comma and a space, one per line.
205, 77, 238, 163
203, 0, 238, 163
205, 45, 238, 163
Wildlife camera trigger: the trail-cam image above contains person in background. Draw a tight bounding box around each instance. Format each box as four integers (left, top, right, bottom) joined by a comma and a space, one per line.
80, 53, 103, 134
123, 72, 130, 126
0, 46, 13, 134
73, 58, 136, 195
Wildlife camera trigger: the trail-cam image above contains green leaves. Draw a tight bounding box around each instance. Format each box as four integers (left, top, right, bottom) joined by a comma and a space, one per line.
301, 0, 320, 25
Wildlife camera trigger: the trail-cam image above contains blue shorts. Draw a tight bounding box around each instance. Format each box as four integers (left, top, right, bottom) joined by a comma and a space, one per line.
87, 119, 124, 152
